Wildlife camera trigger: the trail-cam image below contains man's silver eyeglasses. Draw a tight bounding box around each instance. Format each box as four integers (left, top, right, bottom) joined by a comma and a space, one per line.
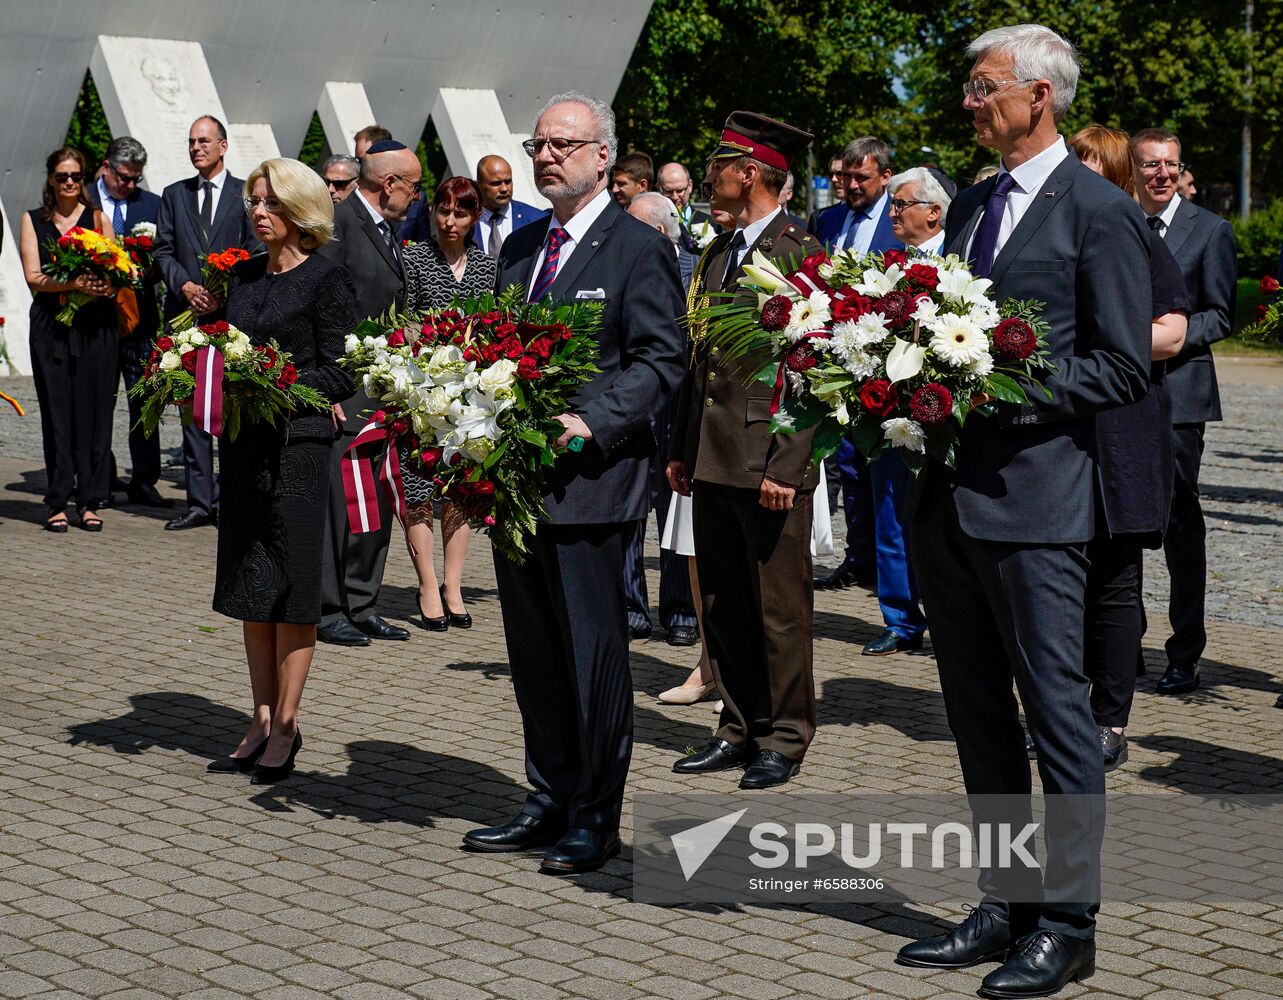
961, 78, 1038, 101
522, 136, 599, 159
889, 198, 933, 213
1138, 160, 1185, 175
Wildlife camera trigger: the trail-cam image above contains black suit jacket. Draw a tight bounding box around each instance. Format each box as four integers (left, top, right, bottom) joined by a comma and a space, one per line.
318, 191, 408, 433
88, 182, 163, 339
155, 172, 260, 323
1159, 198, 1236, 423
930, 150, 1153, 545
495, 196, 687, 524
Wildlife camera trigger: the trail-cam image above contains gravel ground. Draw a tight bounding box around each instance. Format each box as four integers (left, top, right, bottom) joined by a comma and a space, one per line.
2, 370, 1280, 631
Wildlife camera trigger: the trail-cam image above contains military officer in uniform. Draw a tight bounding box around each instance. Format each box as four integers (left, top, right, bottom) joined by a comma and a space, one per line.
667, 112, 822, 790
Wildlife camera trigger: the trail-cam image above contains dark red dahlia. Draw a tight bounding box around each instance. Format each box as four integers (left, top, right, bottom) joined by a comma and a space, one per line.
760, 295, 792, 332
872, 289, 916, 328
992, 317, 1038, 361
909, 383, 953, 427
785, 343, 819, 372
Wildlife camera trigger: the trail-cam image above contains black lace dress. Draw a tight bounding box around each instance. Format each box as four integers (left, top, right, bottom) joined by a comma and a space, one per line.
399, 241, 499, 504
213, 254, 357, 623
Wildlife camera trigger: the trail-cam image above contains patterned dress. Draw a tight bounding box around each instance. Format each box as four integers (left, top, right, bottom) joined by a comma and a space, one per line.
400, 240, 499, 504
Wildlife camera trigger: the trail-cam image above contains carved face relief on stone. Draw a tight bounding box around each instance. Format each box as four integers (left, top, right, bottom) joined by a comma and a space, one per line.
140, 56, 184, 106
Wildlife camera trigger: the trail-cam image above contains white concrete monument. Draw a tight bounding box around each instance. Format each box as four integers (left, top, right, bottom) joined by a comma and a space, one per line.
226, 123, 283, 179
433, 88, 547, 209
318, 82, 376, 157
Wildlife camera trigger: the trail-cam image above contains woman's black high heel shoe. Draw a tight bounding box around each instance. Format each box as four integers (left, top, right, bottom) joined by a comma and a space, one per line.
206, 735, 269, 773
441, 585, 472, 629
417, 592, 449, 632
250, 730, 302, 784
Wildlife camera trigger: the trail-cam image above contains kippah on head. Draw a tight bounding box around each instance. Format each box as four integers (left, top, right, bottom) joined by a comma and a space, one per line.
364, 139, 408, 154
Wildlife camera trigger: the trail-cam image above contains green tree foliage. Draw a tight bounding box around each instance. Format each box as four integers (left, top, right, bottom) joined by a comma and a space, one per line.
65, 71, 113, 166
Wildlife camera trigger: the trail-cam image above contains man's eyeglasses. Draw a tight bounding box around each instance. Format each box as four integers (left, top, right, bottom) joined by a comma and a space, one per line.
326, 176, 356, 190
961, 78, 1038, 101
388, 174, 424, 198
54, 172, 84, 184
243, 196, 284, 214
1138, 160, 1185, 175
889, 198, 933, 213
521, 136, 599, 159
108, 163, 143, 186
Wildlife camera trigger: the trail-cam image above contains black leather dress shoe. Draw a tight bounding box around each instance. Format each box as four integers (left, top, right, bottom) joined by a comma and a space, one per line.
165, 509, 215, 531
673, 738, 753, 774
739, 749, 800, 789
979, 931, 1094, 998
317, 620, 372, 647
1099, 727, 1127, 771
127, 483, 174, 508
896, 905, 1013, 969
539, 828, 621, 875
462, 813, 565, 853
1156, 661, 1199, 695
862, 628, 925, 656
628, 621, 652, 640
354, 615, 410, 641
666, 624, 698, 647
815, 560, 875, 591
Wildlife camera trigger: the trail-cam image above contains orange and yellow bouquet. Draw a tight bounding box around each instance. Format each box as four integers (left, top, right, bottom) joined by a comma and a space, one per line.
168, 246, 253, 332
40, 227, 142, 327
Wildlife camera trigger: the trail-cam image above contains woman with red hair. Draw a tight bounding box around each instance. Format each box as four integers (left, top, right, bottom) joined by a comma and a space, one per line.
400, 176, 498, 630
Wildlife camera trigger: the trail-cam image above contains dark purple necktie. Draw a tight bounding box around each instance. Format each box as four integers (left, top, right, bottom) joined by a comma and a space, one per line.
970, 172, 1017, 278
530, 227, 569, 301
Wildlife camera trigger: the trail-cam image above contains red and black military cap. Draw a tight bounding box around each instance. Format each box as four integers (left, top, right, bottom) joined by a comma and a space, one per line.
710, 111, 813, 170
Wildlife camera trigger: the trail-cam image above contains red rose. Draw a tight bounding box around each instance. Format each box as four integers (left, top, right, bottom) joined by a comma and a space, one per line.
785, 343, 818, 372
472, 480, 496, 495
832, 293, 874, 322
279, 364, 298, 385
992, 317, 1038, 361
1262, 275, 1281, 294
462, 345, 481, 363
909, 383, 954, 427
1256, 304, 1270, 321
858, 378, 898, 417
390, 417, 410, 437
420, 446, 443, 466
214, 321, 230, 334
871, 289, 916, 328
372, 409, 387, 424
882, 248, 907, 268
759, 295, 793, 332
483, 515, 497, 527
905, 263, 940, 291
449, 453, 464, 466
387, 329, 406, 347
137, 235, 153, 249
156, 336, 174, 351
181, 352, 197, 372
258, 345, 278, 369
517, 356, 542, 379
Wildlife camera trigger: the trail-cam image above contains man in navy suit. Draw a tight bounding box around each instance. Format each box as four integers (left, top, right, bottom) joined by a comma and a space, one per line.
155, 115, 260, 530
397, 154, 546, 252
895, 26, 1151, 997
87, 136, 168, 508
1131, 128, 1237, 696
461, 91, 685, 876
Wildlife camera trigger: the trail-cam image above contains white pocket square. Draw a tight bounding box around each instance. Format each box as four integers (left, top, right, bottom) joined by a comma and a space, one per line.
575, 288, 606, 299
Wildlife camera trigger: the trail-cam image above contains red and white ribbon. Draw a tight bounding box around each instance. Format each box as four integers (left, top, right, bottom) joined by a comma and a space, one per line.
785, 256, 829, 298
192, 346, 225, 437
342, 415, 410, 543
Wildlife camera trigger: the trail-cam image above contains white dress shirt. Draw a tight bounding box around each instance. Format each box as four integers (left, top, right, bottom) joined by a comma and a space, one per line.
199, 166, 227, 220
527, 187, 614, 299
97, 177, 128, 234
729, 206, 783, 273
838, 190, 890, 253
913, 230, 946, 256
1148, 194, 1181, 238
967, 136, 1070, 260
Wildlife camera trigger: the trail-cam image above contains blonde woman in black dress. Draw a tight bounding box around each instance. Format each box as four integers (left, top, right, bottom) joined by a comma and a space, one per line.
401, 177, 498, 630
206, 158, 357, 783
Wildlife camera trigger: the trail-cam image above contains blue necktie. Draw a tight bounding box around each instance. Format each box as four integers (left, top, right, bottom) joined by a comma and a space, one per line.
112, 200, 125, 237
530, 228, 569, 301
969, 173, 1017, 278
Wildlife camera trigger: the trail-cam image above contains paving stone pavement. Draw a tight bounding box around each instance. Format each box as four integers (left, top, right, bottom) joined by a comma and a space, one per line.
0, 360, 1281, 999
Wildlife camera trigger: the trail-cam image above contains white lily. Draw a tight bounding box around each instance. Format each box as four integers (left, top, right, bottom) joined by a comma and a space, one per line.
856, 264, 904, 297
739, 251, 794, 295
937, 267, 993, 305
885, 336, 928, 383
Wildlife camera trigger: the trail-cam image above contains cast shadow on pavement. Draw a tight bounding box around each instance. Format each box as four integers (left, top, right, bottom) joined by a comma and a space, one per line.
67, 691, 528, 829
1137, 651, 1281, 706
818, 675, 953, 742
1133, 734, 1283, 794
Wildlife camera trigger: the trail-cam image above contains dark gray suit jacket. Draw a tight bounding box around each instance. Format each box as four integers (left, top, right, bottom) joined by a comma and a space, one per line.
317, 191, 407, 433
88, 182, 163, 338
931, 150, 1153, 545
1159, 198, 1236, 424
495, 197, 687, 524
155, 172, 259, 323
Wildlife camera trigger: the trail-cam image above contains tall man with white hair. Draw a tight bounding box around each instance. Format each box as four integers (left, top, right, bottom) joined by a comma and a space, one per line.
462, 92, 686, 876
888, 166, 950, 255
895, 24, 1152, 999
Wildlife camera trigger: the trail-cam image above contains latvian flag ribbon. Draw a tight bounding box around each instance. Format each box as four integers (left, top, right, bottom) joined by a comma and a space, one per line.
192, 346, 225, 437
342, 412, 408, 536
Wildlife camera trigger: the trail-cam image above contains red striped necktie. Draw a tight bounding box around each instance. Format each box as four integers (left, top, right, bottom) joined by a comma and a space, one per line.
530, 227, 570, 301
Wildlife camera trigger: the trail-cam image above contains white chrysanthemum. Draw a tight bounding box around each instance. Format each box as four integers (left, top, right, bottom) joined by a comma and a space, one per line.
969, 352, 995, 377
344, 333, 360, 354
882, 417, 927, 453
912, 297, 940, 325
131, 221, 157, 239
854, 311, 892, 347
786, 369, 806, 394
936, 268, 992, 306
783, 290, 832, 341
968, 299, 1001, 329
928, 313, 990, 366
829, 322, 877, 379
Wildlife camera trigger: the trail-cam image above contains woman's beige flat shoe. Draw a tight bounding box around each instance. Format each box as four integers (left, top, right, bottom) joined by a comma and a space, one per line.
658, 681, 716, 705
